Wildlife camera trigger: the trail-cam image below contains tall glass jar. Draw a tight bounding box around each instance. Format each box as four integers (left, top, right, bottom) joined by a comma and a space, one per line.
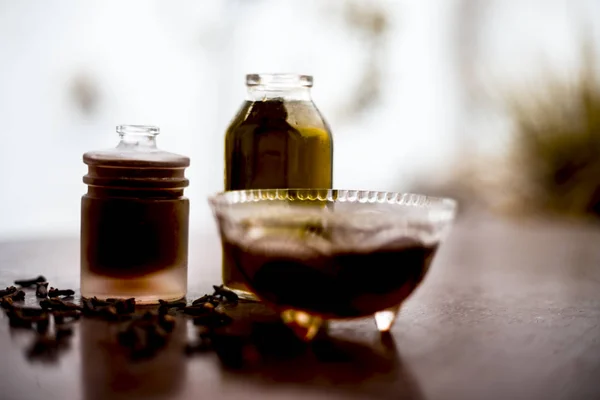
223, 73, 334, 297
80, 125, 190, 304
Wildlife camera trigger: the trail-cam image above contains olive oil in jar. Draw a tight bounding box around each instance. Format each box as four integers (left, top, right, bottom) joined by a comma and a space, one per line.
223, 74, 333, 298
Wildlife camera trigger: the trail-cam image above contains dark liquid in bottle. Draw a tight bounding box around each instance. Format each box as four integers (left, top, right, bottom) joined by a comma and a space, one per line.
224, 99, 333, 294
226, 236, 437, 318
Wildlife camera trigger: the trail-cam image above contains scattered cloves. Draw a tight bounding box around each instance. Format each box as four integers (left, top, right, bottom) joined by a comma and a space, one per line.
2, 279, 251, 363
82, 297, 135, 320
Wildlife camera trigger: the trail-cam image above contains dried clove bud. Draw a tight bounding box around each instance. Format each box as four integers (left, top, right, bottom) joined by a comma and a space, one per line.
1, 296, 14, 309
39, 299, 58, 310
192, 294, 220, 307
159, 299, 187, 308
81, 298, 96, 315
48, 288, 75, 298
36, 282, 49, 298
81, 299, 118, 320
158, 299, 186, 314
2, 290, 25, 304
212, 285, 239, 304
90, 298, 136, 315
1, 290, 25, 308
40, 298, 82, 311
90, 297, 111, 307
14, 276, 47, 288
113, 298, 136, 315
11, 290, 26, 302
0, 286, 17, 297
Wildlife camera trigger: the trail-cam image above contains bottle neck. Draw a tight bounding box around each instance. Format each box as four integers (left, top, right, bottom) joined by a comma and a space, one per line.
246, 86, 312, 101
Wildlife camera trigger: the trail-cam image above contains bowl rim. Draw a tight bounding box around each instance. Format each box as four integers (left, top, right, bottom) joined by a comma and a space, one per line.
208, 188, 458, 213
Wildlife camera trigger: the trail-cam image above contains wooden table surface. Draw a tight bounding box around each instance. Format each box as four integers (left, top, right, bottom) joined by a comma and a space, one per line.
1, 211, 599, 400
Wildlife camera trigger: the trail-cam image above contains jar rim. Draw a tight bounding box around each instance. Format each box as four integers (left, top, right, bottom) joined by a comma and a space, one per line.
117, 125, 160, 137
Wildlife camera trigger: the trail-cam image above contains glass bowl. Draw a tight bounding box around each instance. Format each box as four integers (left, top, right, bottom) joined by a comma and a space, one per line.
209, 189, 457, 340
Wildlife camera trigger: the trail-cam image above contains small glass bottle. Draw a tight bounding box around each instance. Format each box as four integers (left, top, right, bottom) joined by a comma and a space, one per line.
80, 125, 190, 303
223, 73, 334, 298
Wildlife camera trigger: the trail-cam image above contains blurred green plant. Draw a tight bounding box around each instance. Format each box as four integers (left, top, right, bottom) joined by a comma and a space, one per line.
504, 41, 600, 219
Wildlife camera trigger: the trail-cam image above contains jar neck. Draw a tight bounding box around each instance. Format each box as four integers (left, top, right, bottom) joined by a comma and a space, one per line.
116, 125, 159, 150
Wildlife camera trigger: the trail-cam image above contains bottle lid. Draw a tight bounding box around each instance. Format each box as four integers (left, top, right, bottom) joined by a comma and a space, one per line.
83, 125, 189, 190
83, 125, 189, 168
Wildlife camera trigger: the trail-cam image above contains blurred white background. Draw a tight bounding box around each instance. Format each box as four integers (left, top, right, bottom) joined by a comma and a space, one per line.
0, 0, 598, 240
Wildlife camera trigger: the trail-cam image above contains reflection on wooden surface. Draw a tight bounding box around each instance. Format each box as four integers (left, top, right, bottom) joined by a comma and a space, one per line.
80, 319, 187, 400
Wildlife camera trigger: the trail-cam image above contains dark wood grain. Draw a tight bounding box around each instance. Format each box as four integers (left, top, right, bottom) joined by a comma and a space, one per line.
1, 212, 599, 400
